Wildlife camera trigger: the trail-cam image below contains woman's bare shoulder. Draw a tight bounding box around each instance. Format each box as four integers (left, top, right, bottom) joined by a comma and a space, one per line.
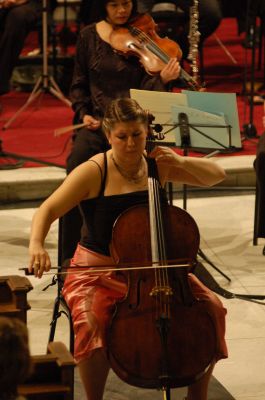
89, 152, 106, 166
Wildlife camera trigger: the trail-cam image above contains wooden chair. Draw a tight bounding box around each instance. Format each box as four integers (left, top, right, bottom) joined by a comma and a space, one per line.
18, 341, 75, 400
0, 275, 32, 323
0, 277, 75, 399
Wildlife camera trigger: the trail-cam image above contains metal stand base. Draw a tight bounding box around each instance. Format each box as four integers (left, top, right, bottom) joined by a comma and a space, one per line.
2, 0, 71, 131
198, 248, 231, 282
2, 74, 71, 130
195, 260, 265, 305
242, 122, 258, 139
0, 139, 65, 169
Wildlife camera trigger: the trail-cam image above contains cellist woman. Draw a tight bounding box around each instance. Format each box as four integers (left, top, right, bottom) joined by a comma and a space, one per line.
60, 0, 182, 267
28, 97, 228, 400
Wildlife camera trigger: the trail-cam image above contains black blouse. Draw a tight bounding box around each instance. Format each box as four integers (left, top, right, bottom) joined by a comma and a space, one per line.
79, 153, 168, 256
70, 23, 167, 123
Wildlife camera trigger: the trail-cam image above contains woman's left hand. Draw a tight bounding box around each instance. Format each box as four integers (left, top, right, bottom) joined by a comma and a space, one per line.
160, 58, 181, 84
149, 146, 182, 166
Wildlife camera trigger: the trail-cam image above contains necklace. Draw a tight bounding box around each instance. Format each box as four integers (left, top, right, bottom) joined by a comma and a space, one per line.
111, 154, 146, 184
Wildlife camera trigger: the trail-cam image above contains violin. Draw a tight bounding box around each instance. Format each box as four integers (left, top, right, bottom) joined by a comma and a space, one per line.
107, 125, 216, 395
109, 13, 202, 91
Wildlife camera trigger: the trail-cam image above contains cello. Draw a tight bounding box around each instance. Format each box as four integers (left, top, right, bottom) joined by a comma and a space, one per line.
107, 123, 216, 398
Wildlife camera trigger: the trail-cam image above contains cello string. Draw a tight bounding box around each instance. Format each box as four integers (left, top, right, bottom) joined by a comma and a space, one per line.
147, 151, 162, 315
148, 175, 159, 290
147, 135, 172, 316
149, 156, 170, 315
130, 27, 170, 64
153, 160, 169, 286
153, 179, 168, 316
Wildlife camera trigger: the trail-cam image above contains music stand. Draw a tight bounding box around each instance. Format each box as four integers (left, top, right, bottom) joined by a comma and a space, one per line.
2, 0, 71, 131
150, 111, 265, 303
166, 109, 234, 282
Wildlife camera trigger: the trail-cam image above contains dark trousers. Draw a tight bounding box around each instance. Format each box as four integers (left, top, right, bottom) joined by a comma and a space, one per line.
60, 127, 110, 264
0, 1, 41, 94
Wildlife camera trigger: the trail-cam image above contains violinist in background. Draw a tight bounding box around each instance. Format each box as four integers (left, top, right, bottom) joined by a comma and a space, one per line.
60, 0, 182, 266
80, 0, 222, 59
29, 97, 228, 400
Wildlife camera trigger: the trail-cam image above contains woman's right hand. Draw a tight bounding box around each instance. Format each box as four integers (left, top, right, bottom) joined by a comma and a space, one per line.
28, 242, 51, 279
83, 115, 101, 130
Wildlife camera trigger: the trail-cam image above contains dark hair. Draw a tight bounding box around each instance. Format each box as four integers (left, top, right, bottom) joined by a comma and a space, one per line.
102, 98, 149, 134
88, 0, 138, 23
0, 317, 32, 399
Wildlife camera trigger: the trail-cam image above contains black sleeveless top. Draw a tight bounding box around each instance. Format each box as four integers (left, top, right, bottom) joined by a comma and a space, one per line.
79, 153, 168, 256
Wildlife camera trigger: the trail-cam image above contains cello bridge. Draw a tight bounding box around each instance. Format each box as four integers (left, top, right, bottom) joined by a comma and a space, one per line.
150, 286, 173, 297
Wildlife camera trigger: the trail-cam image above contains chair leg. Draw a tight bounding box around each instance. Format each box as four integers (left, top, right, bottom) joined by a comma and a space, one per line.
69, 311, 75, 354
48, 294, 74, 353
48, 295, 61, 343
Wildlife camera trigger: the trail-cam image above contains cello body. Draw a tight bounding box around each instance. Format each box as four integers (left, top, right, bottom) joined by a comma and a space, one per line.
108, 204, 216, 389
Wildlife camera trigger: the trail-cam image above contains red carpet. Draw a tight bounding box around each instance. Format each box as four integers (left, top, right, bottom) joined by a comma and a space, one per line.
0, 93, 73, 168
0, 18, 264, 168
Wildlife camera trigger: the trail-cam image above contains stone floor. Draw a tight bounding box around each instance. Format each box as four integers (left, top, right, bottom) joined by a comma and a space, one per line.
1, 156, 265, 399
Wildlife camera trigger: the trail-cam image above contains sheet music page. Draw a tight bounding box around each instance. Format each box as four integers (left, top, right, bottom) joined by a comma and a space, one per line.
130, 89, 188, 144
171, 105, 229, 149
182, 90, 241, 149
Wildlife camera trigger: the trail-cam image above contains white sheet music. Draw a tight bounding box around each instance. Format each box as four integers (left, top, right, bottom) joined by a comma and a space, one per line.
130, 89, 188, 144
130, 89, 241, 150
171, 105, 229, 149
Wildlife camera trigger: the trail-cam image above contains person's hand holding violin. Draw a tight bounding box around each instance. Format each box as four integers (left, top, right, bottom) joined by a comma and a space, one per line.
159, 58, 181, 85
83, 115, 101, 130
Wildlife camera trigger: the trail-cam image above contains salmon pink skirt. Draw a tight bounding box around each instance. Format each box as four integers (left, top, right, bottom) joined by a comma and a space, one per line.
63, 244, 228, 363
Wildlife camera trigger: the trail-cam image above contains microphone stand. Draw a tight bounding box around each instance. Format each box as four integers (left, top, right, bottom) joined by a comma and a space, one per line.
177, 112, 231, 282
2, 0, 71, 131
242, 0, 259, 139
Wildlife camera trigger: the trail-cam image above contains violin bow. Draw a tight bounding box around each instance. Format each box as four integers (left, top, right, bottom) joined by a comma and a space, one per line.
54, 122, 87, 136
